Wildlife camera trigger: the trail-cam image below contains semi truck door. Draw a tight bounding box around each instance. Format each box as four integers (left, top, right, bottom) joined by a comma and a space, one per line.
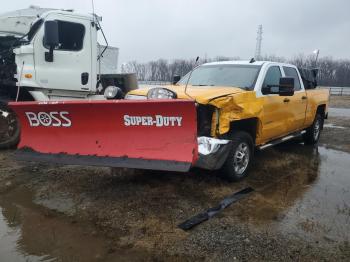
282, 66, 307, 132
33, 15, 92, 92
260, 66, 288, 142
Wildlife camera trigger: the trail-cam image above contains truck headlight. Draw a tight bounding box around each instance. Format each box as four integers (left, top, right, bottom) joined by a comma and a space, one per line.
147, 88, 177, 99
104, 86, 124, 99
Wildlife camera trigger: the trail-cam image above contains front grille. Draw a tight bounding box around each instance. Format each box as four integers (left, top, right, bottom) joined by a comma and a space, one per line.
0, 43, 17, 90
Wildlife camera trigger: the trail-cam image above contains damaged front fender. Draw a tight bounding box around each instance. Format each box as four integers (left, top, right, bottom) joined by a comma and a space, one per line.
208, 91, 264, 140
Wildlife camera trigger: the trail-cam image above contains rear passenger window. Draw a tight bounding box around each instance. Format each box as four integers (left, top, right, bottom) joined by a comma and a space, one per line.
262, 66, 282, 93
283, 67, 301, 91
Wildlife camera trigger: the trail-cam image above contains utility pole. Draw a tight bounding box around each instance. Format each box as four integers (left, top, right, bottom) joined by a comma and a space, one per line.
255, 25, 263, 60
313, 49, 320, 67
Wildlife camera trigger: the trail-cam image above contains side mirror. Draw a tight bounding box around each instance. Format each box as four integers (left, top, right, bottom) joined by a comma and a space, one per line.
278, 77, 294, 96
172, 75, 181, 85
261, 77, 295, 96
44, 21, 59, 62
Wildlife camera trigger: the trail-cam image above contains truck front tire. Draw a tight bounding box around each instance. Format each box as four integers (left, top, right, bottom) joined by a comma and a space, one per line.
303, 113, 323, 145
221, 131, 254, 182
0, 103, 20, 149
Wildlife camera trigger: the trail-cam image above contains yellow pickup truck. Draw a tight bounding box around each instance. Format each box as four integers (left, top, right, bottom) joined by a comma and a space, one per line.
126, 61, 330, 180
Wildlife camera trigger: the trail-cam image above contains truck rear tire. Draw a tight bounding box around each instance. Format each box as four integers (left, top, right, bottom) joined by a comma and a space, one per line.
220, 131, 254, 182
0, 103, 20, 149
303, 113, 323, 145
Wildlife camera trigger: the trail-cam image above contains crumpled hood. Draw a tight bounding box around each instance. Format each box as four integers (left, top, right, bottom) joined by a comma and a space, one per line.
129, 85, 244, 104
0, 7, 53, 36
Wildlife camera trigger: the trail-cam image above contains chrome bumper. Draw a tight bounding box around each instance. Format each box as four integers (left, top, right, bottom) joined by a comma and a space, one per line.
194, 137, 231, 170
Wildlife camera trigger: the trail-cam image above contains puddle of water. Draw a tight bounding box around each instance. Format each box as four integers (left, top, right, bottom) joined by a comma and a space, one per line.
324, 123, 345, 129
0, 188, 148, 262
0, 206, 45, 262
236, 145, 350, 243
280, 147, 350, 242
329, 107, 350, 118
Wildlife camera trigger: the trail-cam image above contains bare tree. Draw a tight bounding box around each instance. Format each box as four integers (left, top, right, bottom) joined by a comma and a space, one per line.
122, 55, 350, 86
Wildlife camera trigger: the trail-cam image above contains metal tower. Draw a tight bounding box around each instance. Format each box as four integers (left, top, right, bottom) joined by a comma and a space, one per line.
255, 25, 263, 60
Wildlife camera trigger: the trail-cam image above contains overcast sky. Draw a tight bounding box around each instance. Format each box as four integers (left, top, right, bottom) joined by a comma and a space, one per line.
3, 0, 350, 63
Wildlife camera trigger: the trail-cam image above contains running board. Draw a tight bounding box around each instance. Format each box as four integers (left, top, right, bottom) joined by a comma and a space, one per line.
258, 130, 306, 150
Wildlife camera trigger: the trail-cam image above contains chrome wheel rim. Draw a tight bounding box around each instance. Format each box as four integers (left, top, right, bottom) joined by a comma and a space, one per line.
233, 142, 250, 175
313, 118, 321, 140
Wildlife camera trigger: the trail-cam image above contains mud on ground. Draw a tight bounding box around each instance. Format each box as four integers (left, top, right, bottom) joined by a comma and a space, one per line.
0, 115, 350, 261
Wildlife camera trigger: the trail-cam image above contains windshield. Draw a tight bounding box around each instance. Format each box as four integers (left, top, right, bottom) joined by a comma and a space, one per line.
178, 64, 261, 89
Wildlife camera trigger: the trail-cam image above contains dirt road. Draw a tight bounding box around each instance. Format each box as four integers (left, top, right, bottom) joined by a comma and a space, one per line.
1, 102, 350, 261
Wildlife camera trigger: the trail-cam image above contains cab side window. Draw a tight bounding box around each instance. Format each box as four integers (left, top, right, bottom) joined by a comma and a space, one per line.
262, 66, 282, 94
44, 21, 85, 51
283, 67, 301, 91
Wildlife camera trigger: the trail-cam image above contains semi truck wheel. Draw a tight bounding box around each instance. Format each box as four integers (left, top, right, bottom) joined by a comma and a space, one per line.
303, 113, 323, 145
221, 131, 254, 182
0, 103, 20, 149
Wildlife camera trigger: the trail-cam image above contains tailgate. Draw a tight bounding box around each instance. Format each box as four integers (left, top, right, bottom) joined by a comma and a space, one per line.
9, 100, 198, 172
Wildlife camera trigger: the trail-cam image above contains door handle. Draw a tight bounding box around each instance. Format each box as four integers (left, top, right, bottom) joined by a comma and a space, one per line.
283, 98, 290, 103
302, 96, 307, 100
81, 72, 89, 85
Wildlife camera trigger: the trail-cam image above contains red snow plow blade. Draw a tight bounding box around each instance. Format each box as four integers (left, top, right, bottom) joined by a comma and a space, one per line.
9, 100, 198, 172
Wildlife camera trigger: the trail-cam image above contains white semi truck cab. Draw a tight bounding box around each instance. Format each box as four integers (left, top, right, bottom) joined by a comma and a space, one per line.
0, 6, 137, 148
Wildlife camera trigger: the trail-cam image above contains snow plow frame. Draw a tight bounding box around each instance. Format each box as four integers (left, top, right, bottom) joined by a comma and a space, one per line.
9, 100, 199, 172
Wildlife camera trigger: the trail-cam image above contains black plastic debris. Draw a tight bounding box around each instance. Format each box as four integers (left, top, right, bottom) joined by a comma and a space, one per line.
178, 187, 254, 230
